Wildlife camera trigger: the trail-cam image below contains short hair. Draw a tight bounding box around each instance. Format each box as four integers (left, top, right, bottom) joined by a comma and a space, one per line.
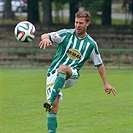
75, 10, 90, 22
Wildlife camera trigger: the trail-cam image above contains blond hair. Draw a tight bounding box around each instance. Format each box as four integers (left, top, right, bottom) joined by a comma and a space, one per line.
75, 10, 90, 22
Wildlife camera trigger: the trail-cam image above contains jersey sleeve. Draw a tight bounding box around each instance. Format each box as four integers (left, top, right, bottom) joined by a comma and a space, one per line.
90, 43, 103, 66
48, 29, 68, 44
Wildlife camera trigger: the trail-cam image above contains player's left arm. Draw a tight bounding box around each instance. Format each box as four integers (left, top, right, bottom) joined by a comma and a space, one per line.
97, 64, 118, 96
90, 42, 117, 96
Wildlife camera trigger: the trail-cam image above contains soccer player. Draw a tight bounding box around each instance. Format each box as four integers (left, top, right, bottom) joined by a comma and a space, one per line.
39, 10, 117, 133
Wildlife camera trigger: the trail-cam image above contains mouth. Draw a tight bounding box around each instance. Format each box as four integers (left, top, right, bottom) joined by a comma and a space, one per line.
76, 28, 81, 32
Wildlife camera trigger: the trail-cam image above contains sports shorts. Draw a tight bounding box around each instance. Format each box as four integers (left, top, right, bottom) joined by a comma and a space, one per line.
46, 68, 79, 102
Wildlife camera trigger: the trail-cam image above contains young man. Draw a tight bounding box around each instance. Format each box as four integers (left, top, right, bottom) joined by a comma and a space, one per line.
39, 11, 117, 133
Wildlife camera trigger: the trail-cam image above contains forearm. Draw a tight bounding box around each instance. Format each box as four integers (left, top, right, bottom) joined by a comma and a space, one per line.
97, 64, 108, 85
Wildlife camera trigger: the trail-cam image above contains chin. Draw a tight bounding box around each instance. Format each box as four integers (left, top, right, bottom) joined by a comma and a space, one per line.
76, 30, 81, 34
77, 31, 83, 35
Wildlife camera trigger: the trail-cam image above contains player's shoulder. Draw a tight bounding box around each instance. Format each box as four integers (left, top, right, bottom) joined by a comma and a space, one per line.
57, 28, 75, 35
67, 28, 75, 34
86, 34, 97, 46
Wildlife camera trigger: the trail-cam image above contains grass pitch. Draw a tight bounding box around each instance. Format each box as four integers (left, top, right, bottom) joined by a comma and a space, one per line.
0, 67, 132, 133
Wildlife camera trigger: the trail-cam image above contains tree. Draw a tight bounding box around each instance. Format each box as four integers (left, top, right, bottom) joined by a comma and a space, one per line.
102, 0, 112, 25
122, 0, 133, 25
42, 0, 52, 28
69, 1, 78, 24
41, 0, 79, 25
27, 0, 40, 24
51, 0, 79, 24
3, 0, 14, 19
80, 0, 103, 24
52, 0, 63, 23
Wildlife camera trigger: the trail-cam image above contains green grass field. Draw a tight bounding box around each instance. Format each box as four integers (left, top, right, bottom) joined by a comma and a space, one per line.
0, 67, 132, 133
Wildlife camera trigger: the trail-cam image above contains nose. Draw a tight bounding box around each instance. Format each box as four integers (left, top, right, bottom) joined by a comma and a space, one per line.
76, 22, 80, 27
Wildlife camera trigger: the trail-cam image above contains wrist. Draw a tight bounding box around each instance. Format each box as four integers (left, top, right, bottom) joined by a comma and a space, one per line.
41, 34, 49, 40
103, 82, 108, 86
43, 37, 49, 40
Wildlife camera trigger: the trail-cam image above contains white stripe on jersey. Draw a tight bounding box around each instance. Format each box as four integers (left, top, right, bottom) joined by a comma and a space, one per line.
63, 36, 77, 65
52, 36, 73, 70
78, 42, 90, 63
73, 36, 77, 48
68, 39, 84, 67
79, 40, 84, 51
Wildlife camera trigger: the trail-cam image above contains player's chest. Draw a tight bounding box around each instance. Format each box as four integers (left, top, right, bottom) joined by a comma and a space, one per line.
63, 37, 91, 60
64, 37, 90, 54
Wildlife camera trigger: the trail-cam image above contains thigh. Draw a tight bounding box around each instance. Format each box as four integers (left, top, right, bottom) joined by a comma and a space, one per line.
64, 68, 79, 88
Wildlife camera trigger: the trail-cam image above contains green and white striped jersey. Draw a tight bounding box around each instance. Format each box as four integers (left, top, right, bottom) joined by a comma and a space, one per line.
47, 29, 102, 76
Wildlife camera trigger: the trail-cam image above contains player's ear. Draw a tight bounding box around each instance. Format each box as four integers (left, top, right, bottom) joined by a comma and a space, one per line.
86, 21, 90, 27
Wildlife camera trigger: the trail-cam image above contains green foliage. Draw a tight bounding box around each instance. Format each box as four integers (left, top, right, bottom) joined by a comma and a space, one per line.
80, 0, 104, 11
0, 68, 132, 133
79, 0, 104, 23
122, 0, 133, 12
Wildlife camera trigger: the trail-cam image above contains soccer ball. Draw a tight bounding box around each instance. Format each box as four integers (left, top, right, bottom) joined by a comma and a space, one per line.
14, 21, 35, 43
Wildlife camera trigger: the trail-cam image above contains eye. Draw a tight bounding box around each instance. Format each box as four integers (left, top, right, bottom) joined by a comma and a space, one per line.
79, 22, 84, 25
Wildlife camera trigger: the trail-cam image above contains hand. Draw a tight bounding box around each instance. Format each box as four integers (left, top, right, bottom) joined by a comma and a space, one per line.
104, 83, 118, 96
39, 38, 52, 49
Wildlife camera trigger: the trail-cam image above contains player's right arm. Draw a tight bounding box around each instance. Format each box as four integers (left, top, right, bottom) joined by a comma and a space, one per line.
39, 34, 52, 49
39, 29, 67, 49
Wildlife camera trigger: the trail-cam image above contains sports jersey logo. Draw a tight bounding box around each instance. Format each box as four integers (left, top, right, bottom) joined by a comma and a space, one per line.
67, 49, 81, 60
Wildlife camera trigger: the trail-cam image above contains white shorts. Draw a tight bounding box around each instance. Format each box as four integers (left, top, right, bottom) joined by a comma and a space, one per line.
46, 68, 79, 102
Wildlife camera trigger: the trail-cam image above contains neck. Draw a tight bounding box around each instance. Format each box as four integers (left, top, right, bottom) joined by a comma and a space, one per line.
77, 33, 86, 38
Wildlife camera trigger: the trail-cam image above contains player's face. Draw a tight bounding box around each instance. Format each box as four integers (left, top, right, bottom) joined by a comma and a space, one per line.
75, 17, 89, 38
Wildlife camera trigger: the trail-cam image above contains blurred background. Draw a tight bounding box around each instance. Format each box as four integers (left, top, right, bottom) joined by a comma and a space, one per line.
0, 0, 132, 69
